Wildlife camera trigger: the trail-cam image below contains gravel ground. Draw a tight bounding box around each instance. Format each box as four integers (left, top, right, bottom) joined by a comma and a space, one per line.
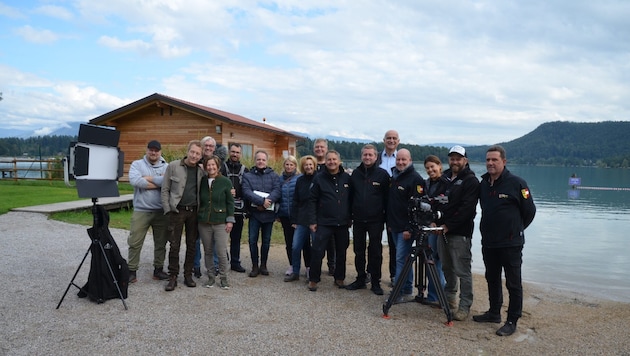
1, 211, 629, 355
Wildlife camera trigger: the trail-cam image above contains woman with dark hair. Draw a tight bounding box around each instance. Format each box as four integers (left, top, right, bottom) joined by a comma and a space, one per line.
422, 155, 448, 306
197, 155, 235, 289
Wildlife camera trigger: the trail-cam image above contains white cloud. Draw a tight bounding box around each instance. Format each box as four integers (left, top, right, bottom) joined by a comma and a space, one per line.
35, 5, 73, 20
14, 25, 59, 44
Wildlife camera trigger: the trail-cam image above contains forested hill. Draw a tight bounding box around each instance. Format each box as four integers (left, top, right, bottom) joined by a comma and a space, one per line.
465, 121, 630, 167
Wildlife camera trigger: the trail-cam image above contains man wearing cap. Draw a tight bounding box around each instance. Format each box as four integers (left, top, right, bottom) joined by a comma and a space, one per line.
127, 140, 169, 283
434, 145, 479, 321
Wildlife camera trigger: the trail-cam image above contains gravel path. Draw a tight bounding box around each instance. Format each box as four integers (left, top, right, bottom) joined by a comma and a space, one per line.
1, 211, 628, 355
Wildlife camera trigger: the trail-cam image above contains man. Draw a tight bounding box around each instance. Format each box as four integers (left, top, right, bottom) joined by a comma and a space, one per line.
242, 150, 281, 277
377, 129, 400, 286
346, 144, 390, 295
127, 140, 169, 283
161, 140, 204, 291
193, 136, 218, 278
435, 145, 479, 321
473, 145, 536, 337
386, 149, 426, 302
220, 143, 249, 273
307, 150, 352, 292
312, 138, 336, 276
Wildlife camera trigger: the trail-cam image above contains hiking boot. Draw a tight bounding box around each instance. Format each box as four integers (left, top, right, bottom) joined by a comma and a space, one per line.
184, 275, 196, 287
370, 283, 384, 296
345, 279, 367, 291
153, 268, 169, 281
129, 271, 137, 283
249, 265, 259, 277
473, 311, 502, 323
165, 276, 177, 291
496, 321, 517, 336
219, 277, 230, 290
453, 309, 469, 321
308, 281, 318, 292
193, 266, 202, 278
259, 263, 269, 276
284, 273, 299, 282
204, 275, 215, 288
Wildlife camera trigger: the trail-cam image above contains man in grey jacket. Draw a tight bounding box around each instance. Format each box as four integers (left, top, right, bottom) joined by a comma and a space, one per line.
127, 140, 169, 283
161, 140, 204, 291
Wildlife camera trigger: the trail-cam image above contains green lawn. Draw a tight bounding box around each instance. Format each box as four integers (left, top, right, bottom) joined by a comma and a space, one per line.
1, 179, 285, 243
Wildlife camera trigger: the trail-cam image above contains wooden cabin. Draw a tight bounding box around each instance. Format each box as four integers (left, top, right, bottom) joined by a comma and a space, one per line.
89, 93, 304, 180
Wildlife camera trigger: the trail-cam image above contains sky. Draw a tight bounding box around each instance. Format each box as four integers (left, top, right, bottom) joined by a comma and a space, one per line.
0, 1, 629, 145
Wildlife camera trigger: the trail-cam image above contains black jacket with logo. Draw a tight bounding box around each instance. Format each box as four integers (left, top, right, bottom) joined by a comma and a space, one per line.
479, 168, 536, 248
386, 164, 426, 233
308, 169, 352, 227
436, 165, 479, 238
350, 163, 390, 223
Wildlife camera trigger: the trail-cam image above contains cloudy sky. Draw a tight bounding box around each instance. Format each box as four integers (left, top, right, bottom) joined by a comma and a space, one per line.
1, 1, 629, 145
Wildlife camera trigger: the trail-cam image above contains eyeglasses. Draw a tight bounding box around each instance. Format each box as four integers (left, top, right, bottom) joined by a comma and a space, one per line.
204, 144, 215, 148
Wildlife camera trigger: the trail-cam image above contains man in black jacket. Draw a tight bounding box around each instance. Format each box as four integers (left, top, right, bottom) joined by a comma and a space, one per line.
307, 150, 352, 291
346, 144, 390, 295
435, 145, 479, 321
473, 145, 536, 337
221, 143, 249, 273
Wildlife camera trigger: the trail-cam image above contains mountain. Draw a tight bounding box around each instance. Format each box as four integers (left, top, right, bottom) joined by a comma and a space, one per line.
464, 121, 630, 167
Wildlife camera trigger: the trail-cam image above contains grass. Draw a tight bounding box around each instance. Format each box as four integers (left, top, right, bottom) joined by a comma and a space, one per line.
1, 179, 286, 244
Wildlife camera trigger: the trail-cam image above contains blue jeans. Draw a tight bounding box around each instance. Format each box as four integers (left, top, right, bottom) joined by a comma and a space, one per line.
394, 231, 413, 295
426, 233, 445, 301
248, 216, 273, 265
291, 225, 313, 275
437, 234, 473, 311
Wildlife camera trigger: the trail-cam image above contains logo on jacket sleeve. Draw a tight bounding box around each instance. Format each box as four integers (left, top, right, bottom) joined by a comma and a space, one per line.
521, 188, 530, 199
416, 185, 424, 195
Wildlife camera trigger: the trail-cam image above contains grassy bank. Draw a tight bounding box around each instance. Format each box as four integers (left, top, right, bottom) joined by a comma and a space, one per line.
1, 179, 286, 244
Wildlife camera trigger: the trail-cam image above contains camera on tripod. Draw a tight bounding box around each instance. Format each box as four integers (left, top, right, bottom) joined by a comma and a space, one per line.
408, 195, 442, 228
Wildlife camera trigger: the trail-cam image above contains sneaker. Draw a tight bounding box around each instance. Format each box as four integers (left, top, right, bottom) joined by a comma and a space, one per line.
193, 267, 202, 278
219, 277, 230, 290
370, 283, 384, 296
420, 299, 442, 308
129, 271, 137, 283
473, 311, 501, 323
284, 273, 299, 282
453, 309, 469, 321
204, 276, 215, 288
496, 321, 517, 336
345, 279, 367, 291
390, 293, 415, 304
285, 265, 293, 276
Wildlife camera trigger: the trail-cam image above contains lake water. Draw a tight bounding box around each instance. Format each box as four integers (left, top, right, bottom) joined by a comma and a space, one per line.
0, 159, 50, 179
346, 161, 630, 302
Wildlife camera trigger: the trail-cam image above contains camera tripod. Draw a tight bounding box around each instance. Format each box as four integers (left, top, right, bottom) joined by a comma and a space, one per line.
382, 226, 452, 325
56, 198, 128, 310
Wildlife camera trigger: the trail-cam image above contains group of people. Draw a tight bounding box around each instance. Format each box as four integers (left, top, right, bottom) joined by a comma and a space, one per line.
126, 130, 536, 337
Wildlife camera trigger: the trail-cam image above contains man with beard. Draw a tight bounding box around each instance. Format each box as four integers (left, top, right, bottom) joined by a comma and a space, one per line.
221, 143, 249, 273
435, 145, 479, 321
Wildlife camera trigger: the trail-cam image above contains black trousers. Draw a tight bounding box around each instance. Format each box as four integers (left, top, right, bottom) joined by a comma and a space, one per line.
309, 225, 349, 283
482, 245, 523, 322
167, 209, 198, 277
352, 221, 384, 282
229, 214, 244, 267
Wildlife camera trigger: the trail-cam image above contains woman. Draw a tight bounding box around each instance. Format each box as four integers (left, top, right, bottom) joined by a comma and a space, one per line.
284, 155, 316, 282
277, 155, 301, 276
423, 155, 448, 305
197, 155, 235, 289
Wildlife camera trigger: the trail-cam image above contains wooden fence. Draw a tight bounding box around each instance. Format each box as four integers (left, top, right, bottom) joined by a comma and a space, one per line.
0, 158, 64, 181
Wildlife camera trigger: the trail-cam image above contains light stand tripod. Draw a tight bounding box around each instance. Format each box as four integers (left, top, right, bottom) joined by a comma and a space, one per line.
382, 226, 452, 325
56, 198, 128, 310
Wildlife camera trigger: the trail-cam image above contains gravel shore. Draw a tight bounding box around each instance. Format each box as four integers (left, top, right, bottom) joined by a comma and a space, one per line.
1, 211, 628, 355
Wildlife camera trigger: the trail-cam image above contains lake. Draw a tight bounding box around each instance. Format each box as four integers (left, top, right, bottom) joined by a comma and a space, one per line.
346, 160, 630, 302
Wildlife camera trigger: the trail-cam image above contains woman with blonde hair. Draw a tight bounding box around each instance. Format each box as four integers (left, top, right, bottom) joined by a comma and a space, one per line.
277, 155, 301, 276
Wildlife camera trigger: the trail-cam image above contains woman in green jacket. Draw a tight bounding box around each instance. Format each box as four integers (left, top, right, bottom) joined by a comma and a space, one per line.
198, 155, 235, 289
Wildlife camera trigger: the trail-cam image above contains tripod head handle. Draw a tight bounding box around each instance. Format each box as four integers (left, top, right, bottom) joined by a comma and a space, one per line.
421, 226, 444, 232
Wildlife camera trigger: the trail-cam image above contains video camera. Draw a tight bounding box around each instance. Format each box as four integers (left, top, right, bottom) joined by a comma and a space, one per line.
408, 195, 442, 228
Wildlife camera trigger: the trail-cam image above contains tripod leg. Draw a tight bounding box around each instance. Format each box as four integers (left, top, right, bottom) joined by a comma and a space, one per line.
423, 249, 453, 325
383, 245, 418, 317
56, 246, 91, 309
96, 240, 128, 310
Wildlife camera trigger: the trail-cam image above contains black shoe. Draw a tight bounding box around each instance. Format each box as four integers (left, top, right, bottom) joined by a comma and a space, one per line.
129, 271, 137, 283
496, 321, 517, 336
165, 277, 177, 291
193, 267, 202, 278
473, 311, 502, 323
153, 268, 169, 280
231, 265, 246, 273
259, 263, 269, 276
370, 283, 384, 295
345, 280, 367, 291
249, 265, 259, 278
284, 273, 299, 282
420, 299, 442, 308
184, 276, 197, 288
